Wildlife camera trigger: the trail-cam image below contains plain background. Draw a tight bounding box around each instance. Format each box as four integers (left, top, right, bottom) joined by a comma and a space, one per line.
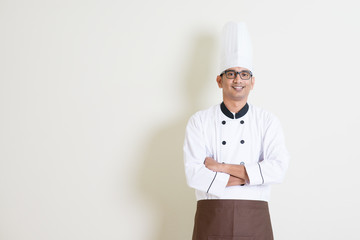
1, 0, 360, 239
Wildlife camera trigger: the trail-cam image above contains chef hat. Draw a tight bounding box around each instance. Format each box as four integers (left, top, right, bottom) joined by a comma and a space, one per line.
220, 21, 253, 73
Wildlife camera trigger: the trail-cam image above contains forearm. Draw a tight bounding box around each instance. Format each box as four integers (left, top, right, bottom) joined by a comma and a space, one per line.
220, 164, 248, 180
204, 157, 249, 183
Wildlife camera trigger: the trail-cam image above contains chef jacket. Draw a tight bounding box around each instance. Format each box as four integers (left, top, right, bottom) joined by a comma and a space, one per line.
183, 102, 289, 201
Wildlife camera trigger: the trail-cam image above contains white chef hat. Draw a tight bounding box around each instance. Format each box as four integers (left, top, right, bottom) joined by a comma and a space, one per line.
220, 21, 253, 74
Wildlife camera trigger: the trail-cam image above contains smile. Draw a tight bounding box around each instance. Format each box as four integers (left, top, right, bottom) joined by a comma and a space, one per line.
232, 86, 244, 90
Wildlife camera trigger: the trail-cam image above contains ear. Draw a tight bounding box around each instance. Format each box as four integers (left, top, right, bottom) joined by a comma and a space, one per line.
250, 76, 255, 90
216, 75, 223, 88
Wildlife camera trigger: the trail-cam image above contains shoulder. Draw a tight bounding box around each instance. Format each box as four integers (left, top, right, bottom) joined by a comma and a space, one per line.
248, 103, 281, 126
187, 104, 220, 126
248, 103, 276, 118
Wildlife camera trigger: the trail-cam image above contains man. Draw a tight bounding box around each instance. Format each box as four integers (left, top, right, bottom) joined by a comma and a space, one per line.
183, 22, 289, 240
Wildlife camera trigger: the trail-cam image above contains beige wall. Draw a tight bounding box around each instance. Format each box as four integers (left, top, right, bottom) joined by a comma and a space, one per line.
1, 0, 359, 239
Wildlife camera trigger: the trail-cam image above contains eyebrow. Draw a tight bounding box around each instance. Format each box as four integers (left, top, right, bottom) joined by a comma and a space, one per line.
226, 69, 250, 72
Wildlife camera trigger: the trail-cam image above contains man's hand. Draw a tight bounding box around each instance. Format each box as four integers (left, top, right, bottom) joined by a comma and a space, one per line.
204, 157, 221, 172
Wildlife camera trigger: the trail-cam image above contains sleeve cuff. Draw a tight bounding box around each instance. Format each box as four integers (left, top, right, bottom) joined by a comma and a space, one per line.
207, 172, 230, 197
245, 162, 264, 185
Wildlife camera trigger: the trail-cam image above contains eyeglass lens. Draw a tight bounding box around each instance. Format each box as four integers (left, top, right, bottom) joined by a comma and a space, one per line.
225, 70, 251, 80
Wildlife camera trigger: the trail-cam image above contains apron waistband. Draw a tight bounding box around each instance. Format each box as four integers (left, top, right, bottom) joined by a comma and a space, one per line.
197, 199, 269, 209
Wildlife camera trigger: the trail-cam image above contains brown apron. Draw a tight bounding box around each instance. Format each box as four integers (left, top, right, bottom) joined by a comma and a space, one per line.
192, 199, 273, 240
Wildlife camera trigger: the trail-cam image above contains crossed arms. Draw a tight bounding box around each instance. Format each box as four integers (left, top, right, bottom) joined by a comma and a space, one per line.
204, 157, 249, 187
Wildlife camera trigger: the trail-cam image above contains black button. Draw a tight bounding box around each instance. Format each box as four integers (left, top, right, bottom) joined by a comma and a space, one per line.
222, 120, 226, 125
222, 141, 226, 145
240, 140, 245, 144
240, 120, 244, 124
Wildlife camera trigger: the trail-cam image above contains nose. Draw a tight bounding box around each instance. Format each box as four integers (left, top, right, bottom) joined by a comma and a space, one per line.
234, 73, 241, 82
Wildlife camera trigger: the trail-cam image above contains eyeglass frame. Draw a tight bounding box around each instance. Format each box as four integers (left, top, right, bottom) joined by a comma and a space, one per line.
220, 69, 253, 80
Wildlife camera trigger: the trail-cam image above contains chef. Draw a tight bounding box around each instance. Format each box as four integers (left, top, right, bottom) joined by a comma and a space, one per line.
183, 22, 289, 240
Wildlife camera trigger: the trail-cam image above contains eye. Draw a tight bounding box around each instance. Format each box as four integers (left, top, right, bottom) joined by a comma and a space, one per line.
226, 71, 235, 77
241, 72, 250, 79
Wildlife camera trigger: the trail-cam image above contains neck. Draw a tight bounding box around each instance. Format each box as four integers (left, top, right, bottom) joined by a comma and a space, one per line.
223, 98, 247, 113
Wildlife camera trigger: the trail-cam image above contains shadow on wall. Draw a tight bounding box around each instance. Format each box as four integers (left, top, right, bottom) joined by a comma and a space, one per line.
137, 33, 217, 240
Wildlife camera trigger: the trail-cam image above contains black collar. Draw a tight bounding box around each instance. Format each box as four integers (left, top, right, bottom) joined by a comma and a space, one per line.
220, 102, 249, 119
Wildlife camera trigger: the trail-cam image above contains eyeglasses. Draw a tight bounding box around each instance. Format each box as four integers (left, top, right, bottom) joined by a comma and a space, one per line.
220, 70, 253, 80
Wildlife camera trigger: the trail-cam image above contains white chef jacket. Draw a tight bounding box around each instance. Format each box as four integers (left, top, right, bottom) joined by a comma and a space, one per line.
183, 102, 289, 201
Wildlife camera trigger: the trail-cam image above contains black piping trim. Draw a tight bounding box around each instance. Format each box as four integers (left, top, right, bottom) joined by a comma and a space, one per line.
207, 172, 218, 193
258, 163, 264, 185
220, 102, 249, 119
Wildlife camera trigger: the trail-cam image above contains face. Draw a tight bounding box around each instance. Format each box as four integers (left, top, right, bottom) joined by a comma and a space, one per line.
216, 67, 255, 103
